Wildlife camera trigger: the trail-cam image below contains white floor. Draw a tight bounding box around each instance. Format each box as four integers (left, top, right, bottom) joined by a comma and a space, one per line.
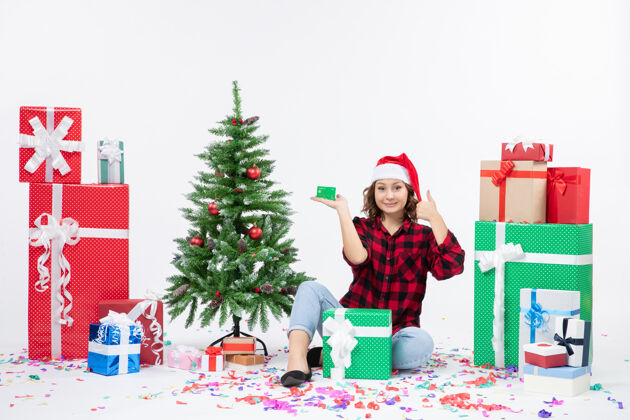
1, 326, 628, 420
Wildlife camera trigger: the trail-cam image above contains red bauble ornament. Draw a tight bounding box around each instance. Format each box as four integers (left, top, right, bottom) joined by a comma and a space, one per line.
248, 225, 263, 240
215, 290, 221, 296
208, 202, 219, 215
190, 236, 204, 247
280, 288, 287, 294
254, 287, 261, 293
246, 166, 261, 180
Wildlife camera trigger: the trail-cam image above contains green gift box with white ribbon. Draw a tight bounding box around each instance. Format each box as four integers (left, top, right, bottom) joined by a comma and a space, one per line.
98, 138, 125, 184
322, 308, 392, 380
473, 221, 592, 368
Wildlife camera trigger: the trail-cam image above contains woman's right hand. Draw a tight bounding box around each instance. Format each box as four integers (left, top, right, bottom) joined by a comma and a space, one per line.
310, 194, 349, 213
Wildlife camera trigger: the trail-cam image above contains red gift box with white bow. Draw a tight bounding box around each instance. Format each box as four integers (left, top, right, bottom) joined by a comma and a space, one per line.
546, 167, 591, 224
28, 183, 129, 360
19, 106, 83, 184
501, 140, 554, 162
98, 298, 164, 365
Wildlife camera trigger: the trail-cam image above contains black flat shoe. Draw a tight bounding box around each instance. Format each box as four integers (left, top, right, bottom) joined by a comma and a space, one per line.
280, 369, 312, 387
306, 347, 323, 368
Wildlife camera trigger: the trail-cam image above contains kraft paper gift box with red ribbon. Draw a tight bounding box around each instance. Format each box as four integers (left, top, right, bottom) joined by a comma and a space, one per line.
98, 296, 164, 365
222, 337, 256, 354
87, 311, 143, 376
501, 139, 554, 162
98, 138, 125, 184
554, 317, 592, 367
546, 167, 591, 224
166, 345, 202, 370
479, 160, 547, 223
523, 342, 567, 369
523, 364, 591, 397
518, 288, 580, 371
28, 183, 129, 360
225, 354, 265, 371
201, 347, 224, 372
19, 106, 83, 184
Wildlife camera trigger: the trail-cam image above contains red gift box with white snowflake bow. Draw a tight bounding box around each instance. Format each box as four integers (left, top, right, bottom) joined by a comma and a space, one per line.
19, 106, 83, 184
98, 298, 165, 365
28, 183, 129, 360
501, 139, 554, 162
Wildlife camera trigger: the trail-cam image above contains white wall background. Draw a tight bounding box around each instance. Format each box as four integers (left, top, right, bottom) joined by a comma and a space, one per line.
1, 0, 628, 354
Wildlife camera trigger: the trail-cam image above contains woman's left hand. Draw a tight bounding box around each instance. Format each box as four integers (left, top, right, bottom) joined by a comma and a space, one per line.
416, 190, 439, 222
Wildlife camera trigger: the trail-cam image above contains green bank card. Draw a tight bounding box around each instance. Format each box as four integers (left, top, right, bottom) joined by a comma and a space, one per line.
316, 186, 336, 200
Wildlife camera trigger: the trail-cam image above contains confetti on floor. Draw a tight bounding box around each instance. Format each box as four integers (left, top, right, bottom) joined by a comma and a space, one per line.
0, 344, 627, 419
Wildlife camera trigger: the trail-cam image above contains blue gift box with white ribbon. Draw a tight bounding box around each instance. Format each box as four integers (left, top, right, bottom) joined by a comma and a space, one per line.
518, 288, 580, 371
87, 311, 144, 376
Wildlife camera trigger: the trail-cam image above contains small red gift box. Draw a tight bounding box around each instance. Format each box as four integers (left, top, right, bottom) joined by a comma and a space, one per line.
19, 106, 83, 184
546, 167, 591, 224
201, 347, 224, 371
222, 337, 256, 354
501, 140, 553, 162
98, 298, 164, 365
524, 342, 567, 368
28, 183, 129, 360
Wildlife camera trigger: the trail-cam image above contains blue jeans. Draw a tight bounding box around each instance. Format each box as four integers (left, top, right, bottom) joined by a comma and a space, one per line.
287, 281, 435, 370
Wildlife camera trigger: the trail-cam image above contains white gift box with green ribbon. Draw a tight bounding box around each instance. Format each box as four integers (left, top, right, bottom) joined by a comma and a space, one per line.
322, 308, 391, 380
98, 138, 124, 184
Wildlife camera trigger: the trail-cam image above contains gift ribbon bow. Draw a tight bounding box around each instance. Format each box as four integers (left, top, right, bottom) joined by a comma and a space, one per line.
553, 318, 584, 357
322, 309, 358, 380
477, 242, 525, 273
205, 346, 222, 356
504, 139, 534, 153
504, 138, 552, 161
98, 138, 123, 164
29, 213, 80, 326
124, 291, 165, 364
525, 303, 550, 331
19, 115, 82, 176
553, 333, 582, 356
546, 170, 580, 196
547, 170, 567, 195
523, 290, 550, 343
491, 161, 515, 186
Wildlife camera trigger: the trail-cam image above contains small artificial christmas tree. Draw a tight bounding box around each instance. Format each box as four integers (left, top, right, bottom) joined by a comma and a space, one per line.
166, 81, 312, 342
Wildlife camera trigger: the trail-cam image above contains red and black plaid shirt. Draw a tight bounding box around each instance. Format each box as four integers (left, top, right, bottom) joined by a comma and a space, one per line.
340, 216, 465, 334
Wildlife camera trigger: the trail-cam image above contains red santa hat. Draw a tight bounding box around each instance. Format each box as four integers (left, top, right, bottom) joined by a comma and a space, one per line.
371, 153, 422, 201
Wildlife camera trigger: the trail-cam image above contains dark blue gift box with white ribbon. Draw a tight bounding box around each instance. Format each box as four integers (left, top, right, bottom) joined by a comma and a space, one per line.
87, 322, 143, 376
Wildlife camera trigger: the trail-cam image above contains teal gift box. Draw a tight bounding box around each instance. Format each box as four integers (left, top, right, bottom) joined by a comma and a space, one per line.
322, 308, 392, 380
98, 138, 124, 184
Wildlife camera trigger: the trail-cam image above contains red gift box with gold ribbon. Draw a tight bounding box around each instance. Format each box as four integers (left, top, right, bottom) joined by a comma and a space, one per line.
546, 167, 591, 224
479, 160, 547, 223
28, 183, 129, 360
19, 106, 83, 184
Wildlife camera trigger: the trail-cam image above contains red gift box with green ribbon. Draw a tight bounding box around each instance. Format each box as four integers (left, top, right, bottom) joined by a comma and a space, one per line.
546, 167, 591, 224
